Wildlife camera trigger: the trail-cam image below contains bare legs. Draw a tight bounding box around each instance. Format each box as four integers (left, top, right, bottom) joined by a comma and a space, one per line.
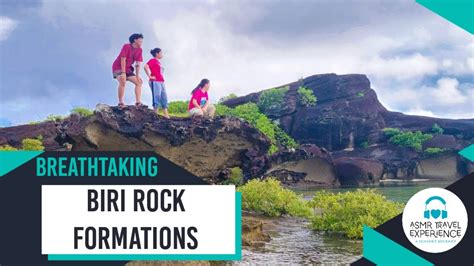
117, 75, 127, 105
189, 104, 215, 118
127, 76, 143, 104
117, 75, 143, 105
162, 108, 170, 119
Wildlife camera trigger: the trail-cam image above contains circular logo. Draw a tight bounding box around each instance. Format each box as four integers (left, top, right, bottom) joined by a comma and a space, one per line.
402, 188, 468, 253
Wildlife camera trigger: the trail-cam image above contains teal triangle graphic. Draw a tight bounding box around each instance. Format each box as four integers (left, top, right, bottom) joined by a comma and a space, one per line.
416, 0, 474, 34
363, 226, 433, 266
0, 151, 43, 177
459, 144, 474, 162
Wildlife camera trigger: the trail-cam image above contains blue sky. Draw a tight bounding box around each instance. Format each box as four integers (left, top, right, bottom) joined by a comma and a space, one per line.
0, 0, 473, 126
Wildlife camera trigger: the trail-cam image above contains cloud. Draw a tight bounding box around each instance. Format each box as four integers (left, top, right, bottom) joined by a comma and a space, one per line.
0, 0, 473, 125
365, 53, 438, 80
405, 107, 435, 117
0, 16, 17, 41
430, 78, 468, 105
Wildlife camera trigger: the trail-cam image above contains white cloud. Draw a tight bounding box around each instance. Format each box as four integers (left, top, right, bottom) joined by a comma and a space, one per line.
3, 0, 474, 124
430, 78, 468, 105
467, 57, 474, 72
365, 53, 438, 80
406, 107, 435, 117
0, 16, 18, 41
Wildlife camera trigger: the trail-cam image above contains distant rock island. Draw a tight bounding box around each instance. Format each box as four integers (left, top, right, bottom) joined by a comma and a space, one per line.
1, 73, 472, 186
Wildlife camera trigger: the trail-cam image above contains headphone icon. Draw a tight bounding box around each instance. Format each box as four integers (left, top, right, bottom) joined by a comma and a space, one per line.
424, 196, 447, 219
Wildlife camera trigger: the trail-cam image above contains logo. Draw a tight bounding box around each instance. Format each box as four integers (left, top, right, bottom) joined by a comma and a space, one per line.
424, 196, 448, 219
402, 188, 468, 253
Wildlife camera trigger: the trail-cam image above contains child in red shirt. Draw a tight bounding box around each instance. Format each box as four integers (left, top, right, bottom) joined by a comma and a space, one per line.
112, 33, 145, 108
144, 48, 169, 118
188, 79, 215, 118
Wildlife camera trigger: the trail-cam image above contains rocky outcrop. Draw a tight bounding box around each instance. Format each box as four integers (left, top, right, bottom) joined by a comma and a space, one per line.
0, 121, 63, 150
416, 154, 463, 179
1, 73, 472, 186
264, 144, 338, 187
334, 157, 384, 186
223, 73, 473, 182
242, 215, 271, 247
0, 104, 271, 182
222, 73, 473, 151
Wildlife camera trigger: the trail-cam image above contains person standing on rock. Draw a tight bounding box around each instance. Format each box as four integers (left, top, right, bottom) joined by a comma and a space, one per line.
112, 33, 145, 109
188, 79, 215, 118
144, 48, 169, 118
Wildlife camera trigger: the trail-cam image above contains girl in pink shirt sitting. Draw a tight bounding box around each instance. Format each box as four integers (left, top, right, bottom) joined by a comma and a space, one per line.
188, 79, 215, 118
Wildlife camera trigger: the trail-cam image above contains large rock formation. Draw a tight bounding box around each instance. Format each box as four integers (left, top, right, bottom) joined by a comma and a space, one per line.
1, 73, 472, 186
222, 73, 473, 151
223, 73, 474, 182
0, 104, 271, 182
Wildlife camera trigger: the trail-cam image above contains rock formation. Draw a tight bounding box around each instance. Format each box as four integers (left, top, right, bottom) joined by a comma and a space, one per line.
222, 73, 474, 183
0, 104, 271, 182
1, 73, 472, 186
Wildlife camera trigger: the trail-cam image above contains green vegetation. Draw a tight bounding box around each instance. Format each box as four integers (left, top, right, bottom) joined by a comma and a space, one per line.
356, 91, 365, 98
238, 179, 402, 239
309, 189, 404, 238
383, 128, 432, 151
359, 141, 369, 149
424, 147, 445, 155
431, 123, 444, 135
275, 126, 298, 149
46, 114, 64, 122
257, 86, 289, 113
297, 86, 317, 106
222, 167, 244, 186
218, 93, 238, 103
166, 100, 297, 154
238, 178, 312, 218
168, 101, 188, 115
0, 145, 18, 151
382, 127, 401, 137
216, 102, 297, 153
0, 136, 44, 151
71, 107, 93, 117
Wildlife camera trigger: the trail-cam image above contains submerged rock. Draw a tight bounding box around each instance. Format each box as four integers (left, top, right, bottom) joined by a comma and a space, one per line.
242, 215, 271, 247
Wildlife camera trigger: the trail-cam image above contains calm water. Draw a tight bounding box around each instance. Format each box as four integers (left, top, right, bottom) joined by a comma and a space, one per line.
238, 180, 454, 265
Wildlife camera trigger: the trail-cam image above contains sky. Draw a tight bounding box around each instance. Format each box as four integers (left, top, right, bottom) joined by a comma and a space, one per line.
0, 0, 473, 126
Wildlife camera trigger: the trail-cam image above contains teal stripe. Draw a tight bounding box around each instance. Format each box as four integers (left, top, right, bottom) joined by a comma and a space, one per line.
0, 151, 43, 176
459, 144, 474, 162
363, 226, 433, 266
416, 0, 474, 34
49, 191, 242, 261
235, 192, 242, 260
48, 254, 239, 261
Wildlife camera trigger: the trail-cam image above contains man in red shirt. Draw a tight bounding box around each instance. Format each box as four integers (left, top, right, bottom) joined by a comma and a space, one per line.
144, 47, 169, 118
112, 33, 145, 108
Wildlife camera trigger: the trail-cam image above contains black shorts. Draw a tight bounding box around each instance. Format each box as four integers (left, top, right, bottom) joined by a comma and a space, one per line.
113, 71, 135, 79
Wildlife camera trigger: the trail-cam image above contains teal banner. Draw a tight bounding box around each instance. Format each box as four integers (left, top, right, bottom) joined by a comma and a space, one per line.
416, 0, 474, 34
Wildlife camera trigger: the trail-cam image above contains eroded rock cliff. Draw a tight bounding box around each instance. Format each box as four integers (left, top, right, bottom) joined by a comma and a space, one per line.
1, 73, 472, 186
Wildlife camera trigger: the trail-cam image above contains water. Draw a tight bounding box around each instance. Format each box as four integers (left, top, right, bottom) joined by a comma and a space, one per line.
238, 180, 454, 265
241, 217, 362, 265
